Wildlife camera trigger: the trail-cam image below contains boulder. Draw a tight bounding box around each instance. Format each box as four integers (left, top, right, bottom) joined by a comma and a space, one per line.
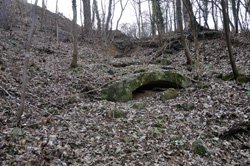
101, 71, 192, 102
192, 139, 211, 156
161, 88, 178, 100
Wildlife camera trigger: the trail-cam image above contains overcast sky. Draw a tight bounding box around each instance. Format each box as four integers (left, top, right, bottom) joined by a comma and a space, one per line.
26, 0, 149, 29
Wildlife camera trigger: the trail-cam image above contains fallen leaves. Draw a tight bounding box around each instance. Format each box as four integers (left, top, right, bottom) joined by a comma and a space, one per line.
0, 14, 250, 166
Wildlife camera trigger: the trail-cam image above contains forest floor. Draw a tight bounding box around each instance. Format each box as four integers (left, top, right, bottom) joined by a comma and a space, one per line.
0, 6, 250, 166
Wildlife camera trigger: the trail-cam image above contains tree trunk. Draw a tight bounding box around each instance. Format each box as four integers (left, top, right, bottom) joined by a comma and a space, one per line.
151, 0, 156, 35
105, 0, 112, 38
173, 0, 177, 31
182, 0, 200, 80
182, 0, 190, 29
71, 0, 78, 68
40, 0, 45, 30
138, 0, 141, 38
211, 0, 218, 30
177, 0, 193, 65
82, 0, 91, 38
79, 0, 84, 38
203, 0, 209, 28
155, 0, 164, 34
17, 0, 38, 127
93, 0, 101, 37
221, 0, 239, 79
165, 2, 169, 32
231, 0, 238, 33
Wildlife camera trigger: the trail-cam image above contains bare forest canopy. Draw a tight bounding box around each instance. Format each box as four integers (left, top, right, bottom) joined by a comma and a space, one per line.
18, 0, 250, 38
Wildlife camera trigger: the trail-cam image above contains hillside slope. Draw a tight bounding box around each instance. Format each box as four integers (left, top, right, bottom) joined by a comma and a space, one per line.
0, 2, 250, 165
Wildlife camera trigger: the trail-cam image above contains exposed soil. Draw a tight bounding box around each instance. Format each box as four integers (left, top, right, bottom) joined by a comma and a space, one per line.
0, 2, 250, 166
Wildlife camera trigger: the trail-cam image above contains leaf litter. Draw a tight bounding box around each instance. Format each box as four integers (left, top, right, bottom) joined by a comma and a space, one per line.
0, 7, 250, 166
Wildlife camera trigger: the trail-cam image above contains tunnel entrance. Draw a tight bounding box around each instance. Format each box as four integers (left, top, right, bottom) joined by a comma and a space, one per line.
132, 80, 181, 100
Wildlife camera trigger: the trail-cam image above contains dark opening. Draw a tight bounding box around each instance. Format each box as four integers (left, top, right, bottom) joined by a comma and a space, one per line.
132, 81, 181, 99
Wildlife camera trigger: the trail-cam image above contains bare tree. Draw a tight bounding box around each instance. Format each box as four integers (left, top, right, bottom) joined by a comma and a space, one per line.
172, 0, 178, 31
177, 0, 192, 65
17, 0, 38, 127
71, 0, 78, 68
83, 0, 91, 37
231, 0, 240, 33
221, 0, 239, 79
148, 0, 156, 35
79, 0, 84, 37
211, 0, 218, 30
182, 0, 190, 29
182, 0, 200, 80
93, 0, 101, 37
40, 0, 46, 30
131, 0, 143, 37
116, 0, 129, 30
152, 0, 164, 34
105, 0, 113, 37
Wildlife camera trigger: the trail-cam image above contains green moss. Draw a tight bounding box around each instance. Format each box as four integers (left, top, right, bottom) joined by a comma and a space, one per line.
12, 127, 25, 140
7, 144, 19, 155
151, 122, 163, 128
192, 139, 211, 156
79, 93, 85, 98
82, 105, 88, 110
222, 73, 234, 81
161, 88, 178, 100
133, 103, 146, 109
113, 110, 126, 118
173, 104, 182, 110
199, 83, 208, 89
102, 71, 192, 102
1, 66, 6, 71
238, 69, 245, 75
205, 64, 213, 69
135, 67, 147, 73
173, 103, 194, 111
182, 103, 194, 111
236, 76, 250, 84
157, 115, 168, 122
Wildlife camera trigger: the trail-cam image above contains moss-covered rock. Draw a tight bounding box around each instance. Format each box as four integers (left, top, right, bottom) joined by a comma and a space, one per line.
222, 73, 234, 81
174, 103, 195, 111
101, 71, 192, 102
182, 103, 195, 111
161, 88, 178, 100
133, 102, 146, 109
236, 76, 250, 84
134, 67, 147, 73
192, 139, 211, 156
113, 110, 126, 118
